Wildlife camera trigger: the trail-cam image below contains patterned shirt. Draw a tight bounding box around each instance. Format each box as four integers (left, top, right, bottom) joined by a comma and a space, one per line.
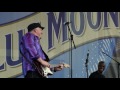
20, 32, 46, 76
89, 71, 105, 78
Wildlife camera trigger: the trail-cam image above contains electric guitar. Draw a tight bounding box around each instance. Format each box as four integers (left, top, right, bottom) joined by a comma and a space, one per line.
33, 60, 70, 78
41, 63, 70, 77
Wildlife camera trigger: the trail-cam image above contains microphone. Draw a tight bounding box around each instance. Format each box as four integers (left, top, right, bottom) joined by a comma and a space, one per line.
64, 21, 71, 25
102, 51, 105, 54
102, 51, 106, 55
85, 50, 89, 65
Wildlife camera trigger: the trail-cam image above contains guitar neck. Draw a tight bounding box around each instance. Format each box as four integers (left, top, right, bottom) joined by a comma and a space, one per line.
50, 64, 60, 68
50, 63, 70, 68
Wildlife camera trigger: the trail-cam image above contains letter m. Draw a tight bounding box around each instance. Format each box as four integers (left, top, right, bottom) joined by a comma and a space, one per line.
47, 12, 67, 50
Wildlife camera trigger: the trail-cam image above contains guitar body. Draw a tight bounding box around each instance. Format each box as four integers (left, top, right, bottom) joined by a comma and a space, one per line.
33, 60, 53, 78
33, 60, 70, 78
33, 60, 45, 77
41, 66, 53, 76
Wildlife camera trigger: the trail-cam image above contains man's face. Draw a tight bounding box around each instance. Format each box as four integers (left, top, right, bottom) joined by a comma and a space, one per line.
35, 27, 43, 38
98, 63, 105, 73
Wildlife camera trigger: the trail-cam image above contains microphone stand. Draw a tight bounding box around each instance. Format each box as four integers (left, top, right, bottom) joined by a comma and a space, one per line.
66, 24, 76, 78
102, 51, 120, 78
85, 52, 89, 78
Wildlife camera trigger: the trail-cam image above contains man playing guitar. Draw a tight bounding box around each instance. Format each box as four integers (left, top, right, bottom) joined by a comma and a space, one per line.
20, 22, 69, 78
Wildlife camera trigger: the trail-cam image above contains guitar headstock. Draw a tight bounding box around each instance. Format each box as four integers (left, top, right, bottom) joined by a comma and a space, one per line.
59, 63, 70, 68
63, 63, 70, 68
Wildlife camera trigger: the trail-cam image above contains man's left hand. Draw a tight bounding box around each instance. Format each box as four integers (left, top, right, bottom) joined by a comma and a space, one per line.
54, 64, 64, 72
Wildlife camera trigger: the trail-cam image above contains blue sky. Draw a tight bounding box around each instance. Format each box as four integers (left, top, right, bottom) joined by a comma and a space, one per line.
0, 12, 34, 24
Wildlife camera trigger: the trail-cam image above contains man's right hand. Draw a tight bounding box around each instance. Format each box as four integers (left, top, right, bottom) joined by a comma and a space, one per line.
37, 57, 50, 68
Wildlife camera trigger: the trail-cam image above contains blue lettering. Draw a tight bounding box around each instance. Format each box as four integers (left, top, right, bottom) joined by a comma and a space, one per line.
5, 30, 23, 66
70, 12, 85, 35
47, 12, 68, 50
87, 12, 102, 30
0, 63, 5, 71
104, 12, 119, 28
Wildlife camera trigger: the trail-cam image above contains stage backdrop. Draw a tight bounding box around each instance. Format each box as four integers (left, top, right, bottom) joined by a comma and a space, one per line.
0, 12, 120, 78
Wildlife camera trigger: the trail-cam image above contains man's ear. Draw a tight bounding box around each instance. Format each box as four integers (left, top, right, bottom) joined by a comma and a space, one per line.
33, 29, 37, 32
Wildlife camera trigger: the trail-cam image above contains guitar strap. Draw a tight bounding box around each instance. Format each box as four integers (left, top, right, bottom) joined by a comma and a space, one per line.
40, 45, 50, 62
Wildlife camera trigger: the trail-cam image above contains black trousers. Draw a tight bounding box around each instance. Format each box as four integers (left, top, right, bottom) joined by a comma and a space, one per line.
25, 71, 46, 78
